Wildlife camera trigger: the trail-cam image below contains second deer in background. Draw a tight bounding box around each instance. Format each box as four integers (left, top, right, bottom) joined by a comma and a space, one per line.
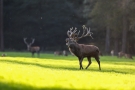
24, 38, 40, 57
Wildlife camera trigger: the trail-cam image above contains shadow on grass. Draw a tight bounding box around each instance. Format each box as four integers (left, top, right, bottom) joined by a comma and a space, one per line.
0, 81, 74, 90
0, 59, 134, 75
0, 81, 109, 90
0, 59, 78, 71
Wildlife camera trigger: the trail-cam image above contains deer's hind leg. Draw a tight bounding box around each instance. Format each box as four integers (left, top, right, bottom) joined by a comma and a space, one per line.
95, 56, 101, 70
32, 52, 35, 57
85, 57, 92, 69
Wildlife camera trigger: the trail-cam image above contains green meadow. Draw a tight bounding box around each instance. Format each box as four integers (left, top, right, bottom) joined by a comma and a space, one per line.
0, 52, 135, 90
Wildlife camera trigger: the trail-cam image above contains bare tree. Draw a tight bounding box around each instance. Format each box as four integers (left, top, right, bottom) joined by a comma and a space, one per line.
0, 0, 4, 51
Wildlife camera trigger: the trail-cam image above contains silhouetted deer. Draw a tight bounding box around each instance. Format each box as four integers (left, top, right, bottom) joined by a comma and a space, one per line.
118, 51, 125, 58
54, 51, 62, 56
24, 38, 40, 57
110, 50, 114, 56
66, 25, 101, 70
118, 51, 133, 59
125, 54, 133, 59
63, 50, 68, 56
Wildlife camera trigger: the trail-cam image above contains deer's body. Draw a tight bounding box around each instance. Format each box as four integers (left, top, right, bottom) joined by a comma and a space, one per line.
118, 51, 133, 60
69, 44, 99, 57
67, 41, 101, 70
29, 46, 40, 52
54, 51, 62, 56
118, 51, 125, 58
125, 54, 133, 59
66, 25, 101, 70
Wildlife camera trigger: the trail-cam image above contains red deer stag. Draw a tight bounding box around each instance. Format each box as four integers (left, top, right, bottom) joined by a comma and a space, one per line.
24, 38, 40, 57
66, 25, 101, 70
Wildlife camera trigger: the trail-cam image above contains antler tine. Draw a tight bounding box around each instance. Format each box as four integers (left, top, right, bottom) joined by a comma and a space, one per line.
73, 27, 77, 33
75, 25, 93, 40
85, 27, 93, 39
77, 27, 86, 39
88, 27, 94, 39
67, 27, 78, 38
77, 30, 80, 37
31, 38, 35, 44
67, 27, 73, 38
23, 38, 28, 44
67, 30, 71, 38
70, 27, 73, 31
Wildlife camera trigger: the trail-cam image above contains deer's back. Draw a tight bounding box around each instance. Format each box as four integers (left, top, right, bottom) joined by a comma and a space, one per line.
30, 46, 40, 52
79, 44, 99, 57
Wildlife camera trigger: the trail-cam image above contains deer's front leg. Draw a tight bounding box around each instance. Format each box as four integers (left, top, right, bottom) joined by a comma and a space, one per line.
78, 57, 83, 69
86, 57, 92, 69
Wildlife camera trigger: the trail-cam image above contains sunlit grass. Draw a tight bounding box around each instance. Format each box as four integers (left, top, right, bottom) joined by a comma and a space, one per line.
0, 52, 135, 90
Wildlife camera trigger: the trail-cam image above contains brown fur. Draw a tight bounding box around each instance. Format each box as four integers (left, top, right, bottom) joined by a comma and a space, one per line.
1, 53, 6, 57
54, 51, 62, 56
24, 38, 40, 57
118, 51, 133, 60
66, 38, 101, 70
118, 51, 125, 58
66, 26, 101, 70
30, 46, 40, 52
125, 54, 133, 60
29, 46, 40, 57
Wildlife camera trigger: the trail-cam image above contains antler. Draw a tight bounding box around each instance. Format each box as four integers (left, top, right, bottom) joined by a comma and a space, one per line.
67, 25, 93, 41
24, 38, 28, 44
67, 27, 78, 38
31, 38, 35, 44
76, 25, 93, 40
23, 38, 35, 45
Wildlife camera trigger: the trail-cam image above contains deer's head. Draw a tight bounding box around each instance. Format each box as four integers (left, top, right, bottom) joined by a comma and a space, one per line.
66, 25, 93, 47
24, 38, 35, 51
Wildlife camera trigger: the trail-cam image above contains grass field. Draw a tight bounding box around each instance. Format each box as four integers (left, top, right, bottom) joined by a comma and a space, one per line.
0, 52, 135, 90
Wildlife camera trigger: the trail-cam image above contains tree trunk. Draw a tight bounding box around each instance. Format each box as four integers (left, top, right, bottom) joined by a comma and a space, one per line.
105, 26, 110, 54
114, 38, 118, 55
121, 15, 128, 53
0, 0, 4, 51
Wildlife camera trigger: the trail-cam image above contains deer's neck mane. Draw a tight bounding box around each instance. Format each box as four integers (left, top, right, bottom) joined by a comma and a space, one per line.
69, 43, 81, 57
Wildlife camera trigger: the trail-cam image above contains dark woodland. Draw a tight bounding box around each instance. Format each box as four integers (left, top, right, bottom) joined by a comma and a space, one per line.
0, 0, 135, 55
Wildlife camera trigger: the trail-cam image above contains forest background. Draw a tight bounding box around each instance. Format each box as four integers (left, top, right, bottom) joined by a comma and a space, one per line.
0, 0, 135, 55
